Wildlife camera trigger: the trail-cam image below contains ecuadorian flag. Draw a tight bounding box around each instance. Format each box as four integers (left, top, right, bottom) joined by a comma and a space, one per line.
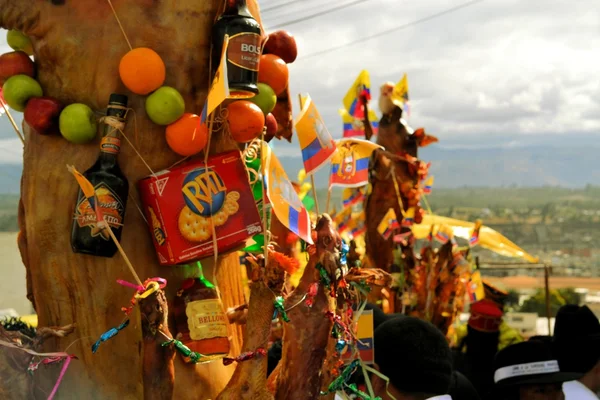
262, 142, 313, 244
422, 176, 434, 195
340, 109, 379, 138
378, 208, 399, 240
294, 94, 336, 175
334, 206, 352, 233
341, 70, 379, 138
468, 269, 485, 302
330, 138, 382, 188
401, 207, 415, 227
342, 186, 366, 208
469, 219, 483, 247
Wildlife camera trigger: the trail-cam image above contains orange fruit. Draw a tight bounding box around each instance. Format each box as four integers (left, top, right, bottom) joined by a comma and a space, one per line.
258, 54, 289, 96
226, 100, 265, 143
166, 113, 208, 156
119, 48, 166, 95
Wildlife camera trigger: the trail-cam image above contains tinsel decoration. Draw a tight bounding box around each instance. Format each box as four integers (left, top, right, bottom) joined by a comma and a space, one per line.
222, 348, 267, 366
320, 359, 361, 395
92, 319, 130, 353
273, 296, 290, 322
161, 339, 203, 364
316, 263, 331, 287
305, 282, 319, 307
346, 383, 382, 400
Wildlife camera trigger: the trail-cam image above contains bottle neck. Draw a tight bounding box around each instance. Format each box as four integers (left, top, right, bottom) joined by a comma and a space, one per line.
222, 0, 251, 16
98, 105, 127, 166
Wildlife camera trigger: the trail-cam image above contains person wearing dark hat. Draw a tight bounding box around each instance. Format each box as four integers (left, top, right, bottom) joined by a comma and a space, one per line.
553, 305, 600, 399
453, 298, 505, 396
449, 371, 481, 400
493, 340, 581, 400
371, 316, 454, 399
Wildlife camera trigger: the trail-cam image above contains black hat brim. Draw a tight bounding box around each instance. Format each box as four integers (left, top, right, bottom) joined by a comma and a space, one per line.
496, 371, 583, 389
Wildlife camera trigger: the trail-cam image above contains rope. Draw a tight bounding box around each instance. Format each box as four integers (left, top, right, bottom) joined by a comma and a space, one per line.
106, 0, 133, 50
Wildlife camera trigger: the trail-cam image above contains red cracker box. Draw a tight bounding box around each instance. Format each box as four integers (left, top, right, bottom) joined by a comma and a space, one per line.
138, 151, 263, 266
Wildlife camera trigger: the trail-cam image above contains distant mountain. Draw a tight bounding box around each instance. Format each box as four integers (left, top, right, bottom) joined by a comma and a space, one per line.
0, 144, 598, 195
275, 144, 600, 189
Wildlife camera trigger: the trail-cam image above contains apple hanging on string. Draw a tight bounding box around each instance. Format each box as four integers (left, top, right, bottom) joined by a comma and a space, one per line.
0, 51, 35, 85
24, 97, 64, 135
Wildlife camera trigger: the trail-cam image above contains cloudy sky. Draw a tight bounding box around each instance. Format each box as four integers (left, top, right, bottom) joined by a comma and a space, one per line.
1, 0, 599, 163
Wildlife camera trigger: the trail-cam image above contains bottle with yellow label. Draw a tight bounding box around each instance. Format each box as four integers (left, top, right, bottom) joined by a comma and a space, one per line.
70, 94, 129, 257
173, 261, 231, 363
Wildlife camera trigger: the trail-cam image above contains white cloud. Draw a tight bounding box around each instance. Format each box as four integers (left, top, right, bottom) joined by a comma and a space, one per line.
1, 0, 599, 162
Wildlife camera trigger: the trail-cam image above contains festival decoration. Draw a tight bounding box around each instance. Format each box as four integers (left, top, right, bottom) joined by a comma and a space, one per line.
377, 208, 400, 240
118, 47, 166, 95
295, 93, 337, 175
340, 70, 379, 138
330, 138, 383, 188
172, 262, 230, 363
262, 141, 313, 244
258, 54, 289, 96
342, 186, 367, 207
391, 73, 410, 116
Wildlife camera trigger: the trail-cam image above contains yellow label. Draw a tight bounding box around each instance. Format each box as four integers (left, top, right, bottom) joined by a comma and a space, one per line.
186, 299, 228, 340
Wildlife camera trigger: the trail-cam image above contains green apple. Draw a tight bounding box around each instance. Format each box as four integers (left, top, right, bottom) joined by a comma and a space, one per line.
2, 74, 43, 112
59, 103, 98, 144
249, 83, 277, 115
7, 30, 33, 55
145, 86, 185, 125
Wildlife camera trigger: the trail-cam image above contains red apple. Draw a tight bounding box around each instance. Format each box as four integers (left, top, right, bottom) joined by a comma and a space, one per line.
263, 30, 298, 64
264, 112, 278, 141
0, 51, 35, 85
24, 96, 64, 135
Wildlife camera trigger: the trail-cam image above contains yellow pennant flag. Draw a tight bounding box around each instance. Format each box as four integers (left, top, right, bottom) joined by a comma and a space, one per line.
204, 35, 233, 120
391, 73, 410, 114
343, 70, 371, 113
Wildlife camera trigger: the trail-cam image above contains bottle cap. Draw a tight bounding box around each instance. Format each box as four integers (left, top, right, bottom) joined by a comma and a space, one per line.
108, 93, 128, 107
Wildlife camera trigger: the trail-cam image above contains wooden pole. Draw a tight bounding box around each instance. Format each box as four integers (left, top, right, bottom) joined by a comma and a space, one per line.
544, 264, 552, 335
325, 186, 332, 215
298, 93, 320, 216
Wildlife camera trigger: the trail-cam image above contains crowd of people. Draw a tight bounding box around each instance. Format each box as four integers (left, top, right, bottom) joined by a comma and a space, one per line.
266, 281, 600, 399
363, 281, 600, 400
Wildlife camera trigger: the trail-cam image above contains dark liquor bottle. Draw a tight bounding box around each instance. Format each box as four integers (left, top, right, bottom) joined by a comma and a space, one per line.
211, 0, 262, 97
71, 94, 129, 257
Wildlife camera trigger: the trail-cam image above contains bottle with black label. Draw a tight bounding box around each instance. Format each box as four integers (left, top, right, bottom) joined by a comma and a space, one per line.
71, 94, 129, 257
211, 0, 262, 97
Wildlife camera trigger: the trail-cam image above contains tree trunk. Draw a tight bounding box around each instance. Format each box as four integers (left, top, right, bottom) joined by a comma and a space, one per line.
0, 0, 274, 398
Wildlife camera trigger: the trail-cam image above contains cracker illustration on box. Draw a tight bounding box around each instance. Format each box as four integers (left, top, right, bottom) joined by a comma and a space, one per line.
138, 151, 262, 265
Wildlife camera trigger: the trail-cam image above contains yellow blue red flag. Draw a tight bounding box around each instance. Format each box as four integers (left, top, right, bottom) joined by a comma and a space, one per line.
330, 138, 382, 188
401, 207, 415, 227
391, 73, 410, 116
339, 108, 379, 138
262, 142, 313, 244
347, 211, 367, 237
200, 35, 235, 124
422, 176, 434, 195
294, 94, 337, 175
341, 70, 379, 138
469, 219, 482, 247
341, 186, 366, 208
334, 206, 353, 233
467, 269, 485, 302
378, 208, 399, 239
